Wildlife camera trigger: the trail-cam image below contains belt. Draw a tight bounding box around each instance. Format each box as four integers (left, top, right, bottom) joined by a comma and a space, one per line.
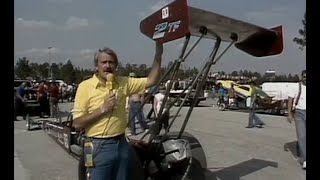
86, 133, 125, 141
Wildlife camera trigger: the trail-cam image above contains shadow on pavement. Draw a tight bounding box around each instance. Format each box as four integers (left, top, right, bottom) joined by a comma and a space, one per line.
284, 140, 300, 160
197, 104, 213, 107
226, 109, 287, 117
204, 158, 278, 180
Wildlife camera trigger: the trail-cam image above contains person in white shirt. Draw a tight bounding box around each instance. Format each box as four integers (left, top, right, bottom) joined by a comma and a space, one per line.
154, 86, 169, 131
287, 70, 306, 170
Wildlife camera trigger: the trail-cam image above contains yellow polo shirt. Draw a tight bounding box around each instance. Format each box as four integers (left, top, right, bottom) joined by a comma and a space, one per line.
73, 74, 147, 138
250, 86, 256, 97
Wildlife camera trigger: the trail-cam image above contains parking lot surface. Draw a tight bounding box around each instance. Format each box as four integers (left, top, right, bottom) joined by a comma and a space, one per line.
14, 100, 306, 180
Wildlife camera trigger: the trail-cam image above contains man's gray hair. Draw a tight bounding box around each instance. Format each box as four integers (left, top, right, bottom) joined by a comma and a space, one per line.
93, 47, 118, 67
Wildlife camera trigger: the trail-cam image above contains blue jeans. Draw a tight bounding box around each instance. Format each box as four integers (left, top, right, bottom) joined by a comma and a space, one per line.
248, 108, 264, 127
87, 136, 134, 180
294, 109, 306, 161
129, 102, 148, 134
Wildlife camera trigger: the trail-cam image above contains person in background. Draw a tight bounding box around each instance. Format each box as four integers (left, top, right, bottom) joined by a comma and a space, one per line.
246, 81, 265, 128
37, 80, 49, 117
154, 86, 170, 131
48, 81, 60, 118
146, 85, 159, 120
228, 83, 237, 104
127, 74, 149, 136
15, 82, 27, 120
287, 70, 306, 170
217, 82, 228, 105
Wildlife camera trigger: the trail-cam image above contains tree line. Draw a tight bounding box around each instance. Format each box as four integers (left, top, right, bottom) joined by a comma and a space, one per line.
14, 58, 199, 85
15, 57, 301, 85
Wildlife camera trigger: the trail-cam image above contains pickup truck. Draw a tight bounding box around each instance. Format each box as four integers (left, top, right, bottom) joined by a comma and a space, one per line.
14, 79, 40, 118
14, 79, 37, 100
169, 89, 206, 107
144, 88, 206, 107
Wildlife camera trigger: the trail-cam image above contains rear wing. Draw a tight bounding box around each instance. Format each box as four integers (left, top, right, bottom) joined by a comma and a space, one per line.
140, 0, 283, 57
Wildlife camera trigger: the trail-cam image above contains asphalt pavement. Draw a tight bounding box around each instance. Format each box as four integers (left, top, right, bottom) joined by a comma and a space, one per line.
14, 99, 306, 180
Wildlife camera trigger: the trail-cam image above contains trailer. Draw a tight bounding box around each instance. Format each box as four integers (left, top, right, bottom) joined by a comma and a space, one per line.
261, 82, 299, 115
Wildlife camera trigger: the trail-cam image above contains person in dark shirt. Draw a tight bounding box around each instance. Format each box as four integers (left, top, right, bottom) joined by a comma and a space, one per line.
217, 82, 228, 105
17, 82, 27, 99
49, 82, 60, 118
15, 82, 27, 120
37, 81, 49, 117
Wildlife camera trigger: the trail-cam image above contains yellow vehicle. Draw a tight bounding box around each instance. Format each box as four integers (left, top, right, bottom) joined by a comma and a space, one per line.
217, 80, 270, 99
216, 80, 287, 114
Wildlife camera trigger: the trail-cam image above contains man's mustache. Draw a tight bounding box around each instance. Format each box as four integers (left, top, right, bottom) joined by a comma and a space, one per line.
104, 69, 113, 72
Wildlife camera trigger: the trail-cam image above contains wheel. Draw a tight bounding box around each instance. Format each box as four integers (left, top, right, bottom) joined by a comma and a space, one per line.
229, 102, 238, 110
131, 132, 207, 180
218, 103, 226, 111
160, 132, 207, 180
172, 158, 204, 180
174, 99, 182, 107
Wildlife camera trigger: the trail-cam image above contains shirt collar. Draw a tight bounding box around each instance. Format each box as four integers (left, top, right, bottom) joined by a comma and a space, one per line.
92, 73, 119, 89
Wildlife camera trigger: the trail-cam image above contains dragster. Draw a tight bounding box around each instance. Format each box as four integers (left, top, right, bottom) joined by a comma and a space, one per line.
40, 0, 284, 179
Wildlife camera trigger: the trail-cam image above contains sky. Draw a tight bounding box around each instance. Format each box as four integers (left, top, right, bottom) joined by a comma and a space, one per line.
14, 0, 306, 75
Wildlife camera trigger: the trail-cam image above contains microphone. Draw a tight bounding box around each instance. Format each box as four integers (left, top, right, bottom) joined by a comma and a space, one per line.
106, 73, 118, 95
106, 73, 115, 89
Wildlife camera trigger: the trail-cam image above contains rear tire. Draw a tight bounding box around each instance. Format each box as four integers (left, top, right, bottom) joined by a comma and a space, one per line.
161, 132, 207, 180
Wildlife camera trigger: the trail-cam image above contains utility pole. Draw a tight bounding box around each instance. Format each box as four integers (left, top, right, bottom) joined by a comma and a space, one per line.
48, 47, 52, 80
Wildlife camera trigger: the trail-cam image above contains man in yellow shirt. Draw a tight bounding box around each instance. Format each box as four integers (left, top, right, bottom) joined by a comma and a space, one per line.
73, 42, 163, 180
246, 81, 265, 128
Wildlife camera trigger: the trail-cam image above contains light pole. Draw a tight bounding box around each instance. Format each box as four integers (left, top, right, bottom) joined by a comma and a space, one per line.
48, 47, 52, 80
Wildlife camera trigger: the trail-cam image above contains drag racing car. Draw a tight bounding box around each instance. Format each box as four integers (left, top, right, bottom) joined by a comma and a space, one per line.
40, 0, 284, 179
